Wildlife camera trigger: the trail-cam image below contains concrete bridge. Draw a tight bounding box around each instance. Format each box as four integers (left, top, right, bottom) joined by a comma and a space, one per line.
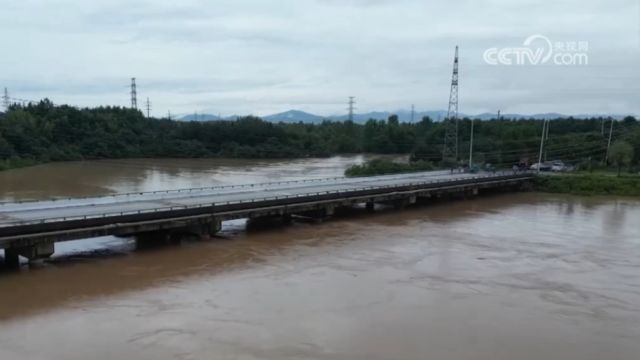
0, 171, 534, 267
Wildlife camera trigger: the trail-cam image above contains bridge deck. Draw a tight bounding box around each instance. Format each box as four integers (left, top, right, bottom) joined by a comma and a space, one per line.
0, 171, 494, 226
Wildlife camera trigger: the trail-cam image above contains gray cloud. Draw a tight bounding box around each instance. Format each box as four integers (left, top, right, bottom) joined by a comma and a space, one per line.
0, 0, 638, 117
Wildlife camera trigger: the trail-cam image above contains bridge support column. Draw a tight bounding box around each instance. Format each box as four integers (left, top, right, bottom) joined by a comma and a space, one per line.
3, 250, 21, 269
390, 195, 416, 209
207, 219, 222, 237
136, 231, 171, 249
324, 205, 335, 217
4, 242, 55, 266
282, 214, 293, 225
366, 201, 375, 213
182, 218, 222, 238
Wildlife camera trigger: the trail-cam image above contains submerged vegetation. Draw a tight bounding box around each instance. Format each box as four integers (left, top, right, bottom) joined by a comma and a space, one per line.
535, 174, 640, 196
345, 159, 435, 177
1, 100, 639, 172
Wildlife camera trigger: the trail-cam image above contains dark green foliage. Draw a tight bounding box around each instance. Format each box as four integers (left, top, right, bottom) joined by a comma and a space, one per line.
535, 174, 640, 196
345, 159, 435, 177
608, 140, 634, 176
0, 100, 639, 172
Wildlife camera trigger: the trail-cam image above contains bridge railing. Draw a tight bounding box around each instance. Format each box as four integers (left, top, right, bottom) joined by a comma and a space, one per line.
0, 176, 350, 206
0, 171, 533, 228
0, 169, 491, 206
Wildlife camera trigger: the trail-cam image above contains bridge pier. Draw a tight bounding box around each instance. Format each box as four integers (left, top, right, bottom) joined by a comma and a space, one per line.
3, 242, 55, 268
396, 195, 417, 209
136, 218, 222, 248
136, 231, 171, 249
3, 250, 20, 269
366, 201, 375, 213
192, 219, 222, 238
290, 205, 335, 223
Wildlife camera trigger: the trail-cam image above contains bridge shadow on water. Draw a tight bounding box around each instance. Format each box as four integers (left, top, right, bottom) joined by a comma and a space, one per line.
0, 191, 609, 321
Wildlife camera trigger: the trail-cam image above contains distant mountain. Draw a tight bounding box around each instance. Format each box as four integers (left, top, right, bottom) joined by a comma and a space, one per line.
178, 110, 630, 123
262, 110, 326, 123
179, 113, 221, 121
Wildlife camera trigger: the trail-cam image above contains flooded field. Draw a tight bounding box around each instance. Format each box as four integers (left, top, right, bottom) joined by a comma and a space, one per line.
0, 157, 639, 360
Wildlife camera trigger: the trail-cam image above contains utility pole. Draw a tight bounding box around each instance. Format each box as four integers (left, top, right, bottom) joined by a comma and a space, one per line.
544, 119, 550, 161
601, 118, 605, 136
605, 117, 614, 164
537, 119, 548, 173
443, 45, 460, 161
130, 78, 138, 109
497, 110, 501, 121
2, 88, 9, 111
348, 96, 356, 122
145, 97, 151, 118
411, 104, 415, 122
468, 118, 475, 167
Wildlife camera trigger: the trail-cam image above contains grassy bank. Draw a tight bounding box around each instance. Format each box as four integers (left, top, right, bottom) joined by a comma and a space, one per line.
0, 158, 40, 171
535, 174, 640, 196
345, 159, 435, 177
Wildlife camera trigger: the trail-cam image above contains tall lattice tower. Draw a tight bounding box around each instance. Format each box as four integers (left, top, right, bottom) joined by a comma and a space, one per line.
442, 46, 459, 161
2, 88, 9, 111
145, 97, 151, 118
348, 96, 356, 122
130, 78, 138, 109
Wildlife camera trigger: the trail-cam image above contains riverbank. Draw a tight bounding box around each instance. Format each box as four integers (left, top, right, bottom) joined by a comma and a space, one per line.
534, 173, 640, 196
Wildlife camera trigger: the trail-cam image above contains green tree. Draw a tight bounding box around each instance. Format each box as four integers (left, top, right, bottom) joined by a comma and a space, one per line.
609, 140, 634, 176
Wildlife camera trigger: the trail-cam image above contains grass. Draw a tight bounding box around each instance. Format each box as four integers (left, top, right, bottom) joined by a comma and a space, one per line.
535, 173, 640, 196
0, 158, 40, 172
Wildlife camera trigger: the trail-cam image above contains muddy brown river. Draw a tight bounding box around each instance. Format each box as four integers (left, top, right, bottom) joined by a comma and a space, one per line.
1, 157, 639, 360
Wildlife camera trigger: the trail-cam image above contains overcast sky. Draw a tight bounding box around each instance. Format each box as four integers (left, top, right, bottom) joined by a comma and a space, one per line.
0, 0, 638, 117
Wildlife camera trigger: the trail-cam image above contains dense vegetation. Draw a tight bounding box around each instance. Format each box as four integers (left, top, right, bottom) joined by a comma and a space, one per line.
345, 159, 435, 177
535, 174, 640, 196
1, 100, 639, 172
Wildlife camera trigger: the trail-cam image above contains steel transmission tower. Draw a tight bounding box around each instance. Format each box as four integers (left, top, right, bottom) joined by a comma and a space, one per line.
348, 96, 356, 122
130, 78, 138, 109
2, 88, 9, 110
145, 97, 152, 118
443, 46, 460, 161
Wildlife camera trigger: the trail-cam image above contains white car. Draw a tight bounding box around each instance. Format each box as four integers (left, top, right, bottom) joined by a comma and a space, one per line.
530, 162, 552, 171
550, 160, 566, 172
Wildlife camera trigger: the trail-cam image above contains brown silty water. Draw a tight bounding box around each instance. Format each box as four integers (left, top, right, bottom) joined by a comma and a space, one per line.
0, 157, 639, 360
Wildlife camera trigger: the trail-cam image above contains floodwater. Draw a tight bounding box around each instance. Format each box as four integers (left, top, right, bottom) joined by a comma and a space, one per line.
1, 157, 640, 360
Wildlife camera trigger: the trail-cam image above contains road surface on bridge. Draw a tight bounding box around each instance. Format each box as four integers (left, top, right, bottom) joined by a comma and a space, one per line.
0, 170, 490, 227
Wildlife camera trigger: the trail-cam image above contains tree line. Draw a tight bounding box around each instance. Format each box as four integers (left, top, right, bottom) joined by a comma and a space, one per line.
0, 99, 638, 171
